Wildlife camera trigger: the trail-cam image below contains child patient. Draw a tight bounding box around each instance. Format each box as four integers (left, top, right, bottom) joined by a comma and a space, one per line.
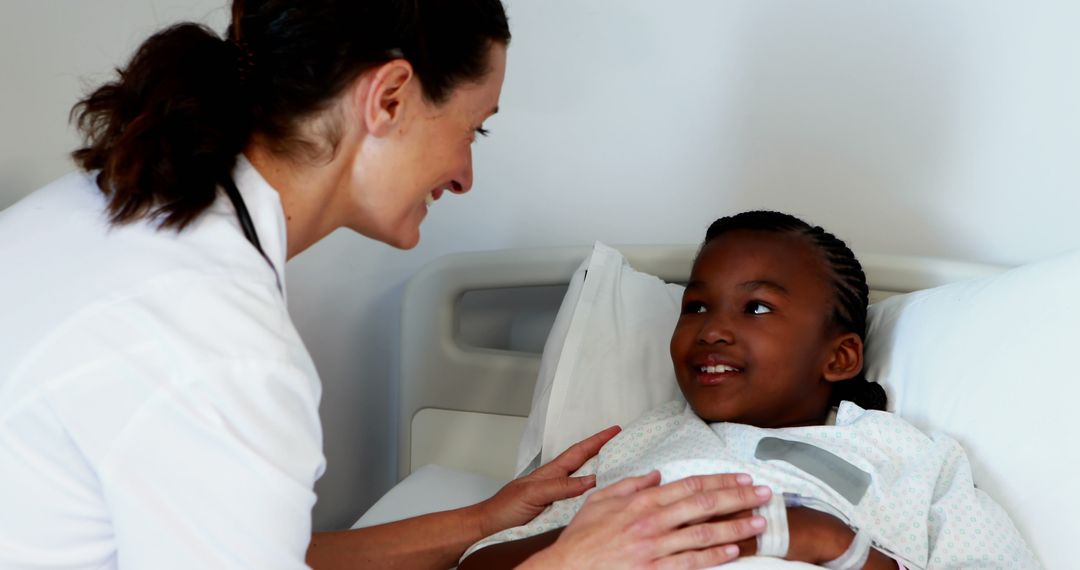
460, 211, 1039, 570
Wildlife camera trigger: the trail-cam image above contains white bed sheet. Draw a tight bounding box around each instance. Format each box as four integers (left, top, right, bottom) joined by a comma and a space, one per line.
352, 464, 505, 529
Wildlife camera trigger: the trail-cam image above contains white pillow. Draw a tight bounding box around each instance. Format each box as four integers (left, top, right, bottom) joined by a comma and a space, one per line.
515, 242, 685, 475
864, 250, 1080, 569
515, 253, 590, 475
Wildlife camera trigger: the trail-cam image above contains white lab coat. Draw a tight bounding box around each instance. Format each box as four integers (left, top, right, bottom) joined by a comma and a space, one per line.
0, 157, 325, 568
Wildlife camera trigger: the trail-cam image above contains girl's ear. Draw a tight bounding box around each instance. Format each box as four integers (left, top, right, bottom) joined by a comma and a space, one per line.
823, 333, 864, 383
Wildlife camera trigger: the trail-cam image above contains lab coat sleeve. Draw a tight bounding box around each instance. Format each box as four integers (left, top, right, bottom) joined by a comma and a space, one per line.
98, 357, 325, 569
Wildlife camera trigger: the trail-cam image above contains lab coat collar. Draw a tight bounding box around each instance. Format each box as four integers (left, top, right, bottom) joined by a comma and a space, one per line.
231, 154, 289, 301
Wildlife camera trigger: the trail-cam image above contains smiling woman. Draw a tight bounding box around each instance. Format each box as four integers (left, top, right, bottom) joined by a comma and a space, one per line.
69, 0, 509, 255
319, 42, 507, 249
0, 1, 779, 569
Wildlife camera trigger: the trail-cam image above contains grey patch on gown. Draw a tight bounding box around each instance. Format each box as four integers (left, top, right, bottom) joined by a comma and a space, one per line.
755, 436, 871, 504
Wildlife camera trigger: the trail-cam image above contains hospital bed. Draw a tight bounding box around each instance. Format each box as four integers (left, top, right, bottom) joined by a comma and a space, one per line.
353, 244, 1078, 568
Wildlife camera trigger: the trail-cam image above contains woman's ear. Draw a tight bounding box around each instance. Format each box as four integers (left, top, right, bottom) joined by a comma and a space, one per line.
354, 59, 416, 137
823, 333, 864, 383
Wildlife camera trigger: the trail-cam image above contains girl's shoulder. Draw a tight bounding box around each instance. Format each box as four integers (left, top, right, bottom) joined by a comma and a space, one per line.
624, 399, 691, 430
832, 401, 951, 449
601, 400, 701, 460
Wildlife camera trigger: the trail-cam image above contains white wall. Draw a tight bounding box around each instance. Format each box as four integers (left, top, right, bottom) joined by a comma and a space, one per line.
3, 0, 1078, 531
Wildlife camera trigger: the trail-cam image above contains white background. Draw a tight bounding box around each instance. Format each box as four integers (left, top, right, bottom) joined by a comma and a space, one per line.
2, 0, 1078, 531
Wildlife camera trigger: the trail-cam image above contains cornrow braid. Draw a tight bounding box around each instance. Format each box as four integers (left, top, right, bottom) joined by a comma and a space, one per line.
702, 210, 887, 411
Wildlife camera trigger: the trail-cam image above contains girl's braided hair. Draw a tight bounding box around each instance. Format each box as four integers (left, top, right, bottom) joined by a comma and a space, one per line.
702, 210, 887, 411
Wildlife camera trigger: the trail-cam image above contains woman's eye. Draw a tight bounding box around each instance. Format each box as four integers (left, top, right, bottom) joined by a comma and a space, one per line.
683, 301, 707, 314
470, 127, 490, 145
746, 301, 772, 315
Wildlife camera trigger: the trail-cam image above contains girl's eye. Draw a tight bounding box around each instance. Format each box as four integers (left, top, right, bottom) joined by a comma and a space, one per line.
746, 301, 772, 315
683, 301, 707, 314
474, 126, 490, 137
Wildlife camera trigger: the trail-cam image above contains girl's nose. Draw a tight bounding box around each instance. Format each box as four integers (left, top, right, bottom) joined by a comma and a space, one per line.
697, 315, 735, 345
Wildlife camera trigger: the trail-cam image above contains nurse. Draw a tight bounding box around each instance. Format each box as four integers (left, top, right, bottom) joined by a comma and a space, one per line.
0, 1, 771, 568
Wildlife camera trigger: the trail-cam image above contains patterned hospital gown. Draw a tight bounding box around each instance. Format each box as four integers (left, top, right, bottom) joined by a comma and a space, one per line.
464, 401, 1040, 569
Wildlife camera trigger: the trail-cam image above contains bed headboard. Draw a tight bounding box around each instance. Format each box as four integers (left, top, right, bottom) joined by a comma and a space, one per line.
398, 245, 1005, 481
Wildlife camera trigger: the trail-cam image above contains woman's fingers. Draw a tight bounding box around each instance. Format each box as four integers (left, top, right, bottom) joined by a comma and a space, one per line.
623, 485, 769, 544
652, 513, 766, 557
682, 507, 755, 528
523, 473, 598, 505
647, 485, 771, 530
533, 426, 621, 477
653, 544, 742, 570
545, 473, 770, 570
588, 470, 662, 501
641, 473, 757, 508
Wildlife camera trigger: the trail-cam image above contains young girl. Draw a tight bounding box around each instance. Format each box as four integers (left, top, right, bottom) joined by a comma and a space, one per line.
460, 211, 1039, 569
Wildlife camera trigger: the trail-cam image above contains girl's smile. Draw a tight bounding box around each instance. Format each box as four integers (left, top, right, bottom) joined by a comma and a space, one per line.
670, 229, 847, 427
689, 355, 744, 385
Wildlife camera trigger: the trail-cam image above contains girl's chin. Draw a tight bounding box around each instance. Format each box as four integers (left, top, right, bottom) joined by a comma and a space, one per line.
687, 401, 737, 424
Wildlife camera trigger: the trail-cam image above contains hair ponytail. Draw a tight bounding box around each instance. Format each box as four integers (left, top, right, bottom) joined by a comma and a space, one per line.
71, 1, 510, 231
71, 23, 252, 230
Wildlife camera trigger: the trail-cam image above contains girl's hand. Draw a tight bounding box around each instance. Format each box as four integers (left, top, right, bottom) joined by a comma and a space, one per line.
783, 506, 855, 563
703, 506, 854, 564
784, 507, 897, 569
475, 426, 621, 536
523, 472, 772, 569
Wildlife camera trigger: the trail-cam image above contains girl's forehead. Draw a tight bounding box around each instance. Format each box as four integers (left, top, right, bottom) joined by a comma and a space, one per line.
692, 231, 831, 285
697, 230, 818, 264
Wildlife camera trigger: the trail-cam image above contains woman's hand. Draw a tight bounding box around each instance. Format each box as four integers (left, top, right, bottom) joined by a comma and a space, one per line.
475, 426, 622, 537
522, 471, 773, 569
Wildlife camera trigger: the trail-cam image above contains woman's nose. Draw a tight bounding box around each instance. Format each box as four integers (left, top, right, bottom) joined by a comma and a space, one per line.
450, 152, 473, 194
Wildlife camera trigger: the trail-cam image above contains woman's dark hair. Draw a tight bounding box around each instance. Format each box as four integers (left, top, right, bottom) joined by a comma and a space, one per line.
71, 0, 511, 230
701, 210, 887, 411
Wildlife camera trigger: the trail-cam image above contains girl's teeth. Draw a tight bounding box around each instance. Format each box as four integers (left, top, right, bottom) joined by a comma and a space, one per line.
425, 193, 435, 206
700, 365, 738, 374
